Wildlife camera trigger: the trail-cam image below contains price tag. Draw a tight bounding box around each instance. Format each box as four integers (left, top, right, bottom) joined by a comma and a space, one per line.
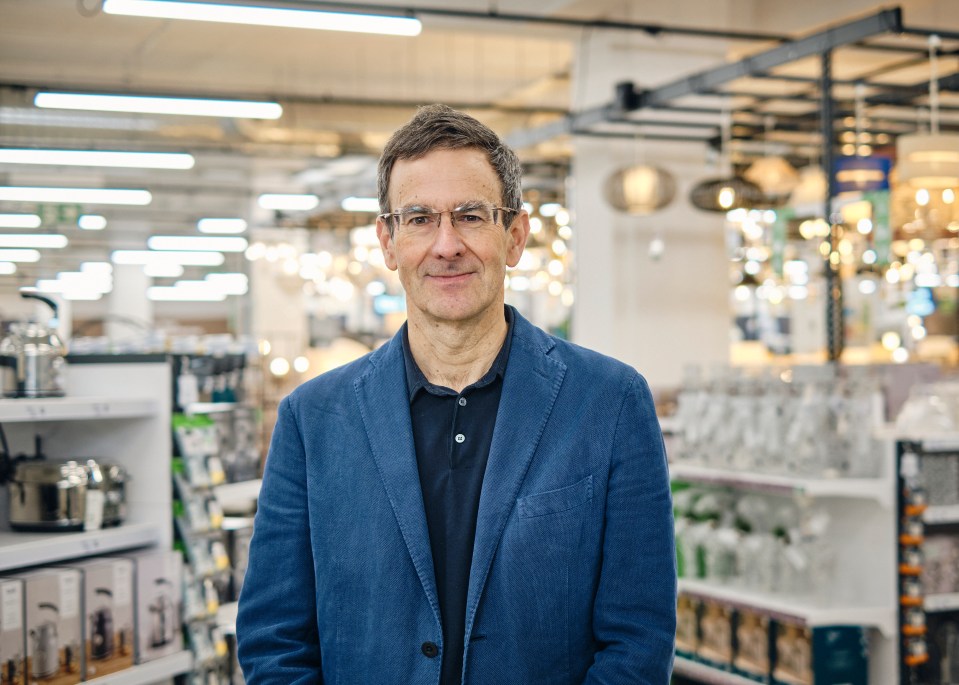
2, 582, 22, 630
85, 490, 105, 531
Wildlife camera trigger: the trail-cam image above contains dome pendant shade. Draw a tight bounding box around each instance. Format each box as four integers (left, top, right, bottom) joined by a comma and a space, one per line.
689, 177, 765, 213
897, 132, 959, 188
603, 165, 677, 215
744, 156, 799, 196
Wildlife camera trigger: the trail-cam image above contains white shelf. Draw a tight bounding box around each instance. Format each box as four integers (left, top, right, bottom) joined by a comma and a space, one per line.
85, 651, 194, 684
184, 402, 237, 415
669, 462, 891, 507
925, 592, 959, 613
0, 396, 157, 422
924, 504, 959, 525
673, 656, 758, 684
217, 600, 239, 636
0, 521, 160, 571
214, 478, 261, 514
678, 578, 896, 636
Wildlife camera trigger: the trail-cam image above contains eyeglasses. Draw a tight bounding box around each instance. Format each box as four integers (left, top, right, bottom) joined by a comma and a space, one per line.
379, 202, 517, 236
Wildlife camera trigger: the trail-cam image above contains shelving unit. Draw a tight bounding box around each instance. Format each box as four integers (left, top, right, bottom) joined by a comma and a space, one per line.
0, 396, 158, 422
673, 657, 761, 685
923, 504, 959, 525
0, 522, 159, 571
84, 651, 194, 685
925, 593, 959, 613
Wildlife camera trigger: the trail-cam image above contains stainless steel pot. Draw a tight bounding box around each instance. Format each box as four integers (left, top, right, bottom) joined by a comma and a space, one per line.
84, 460, 128, 527
0, 293, 66, 399
9, 461, 87, 532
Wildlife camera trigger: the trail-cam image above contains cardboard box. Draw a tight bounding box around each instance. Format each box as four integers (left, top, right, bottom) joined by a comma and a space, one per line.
734, 608, 772, 683
10, 568, 82, 685
772, 622, 867, 685
69, 558, 135, 679
696, 599, 734, 671
675, 594, 700, 657
128, 550, 183, 664
0, 578, 26, 685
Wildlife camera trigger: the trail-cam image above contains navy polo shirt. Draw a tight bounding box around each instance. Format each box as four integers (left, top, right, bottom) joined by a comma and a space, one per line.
402, 306, 513, 685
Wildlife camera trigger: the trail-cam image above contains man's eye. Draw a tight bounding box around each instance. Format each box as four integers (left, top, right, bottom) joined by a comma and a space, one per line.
456, 213, 484, 224
406, 214, 433, 226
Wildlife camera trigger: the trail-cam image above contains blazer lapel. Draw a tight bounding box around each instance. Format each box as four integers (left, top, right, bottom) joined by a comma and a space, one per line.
464, 314, 567, 641
353, 334, 441, 628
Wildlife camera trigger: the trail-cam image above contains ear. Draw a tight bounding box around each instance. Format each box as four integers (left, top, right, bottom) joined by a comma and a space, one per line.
505, 209, 531, 268
376, 216, 398, 271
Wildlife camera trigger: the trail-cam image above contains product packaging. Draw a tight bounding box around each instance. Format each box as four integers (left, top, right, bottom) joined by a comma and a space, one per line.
69, 557, 135, 678
733, 608, 772, 683
675, 594, 700, 658
128, 550, 184, 663
9, 568, 82, 685
696, 599, 734, 671
0, 578, 26, 685
771, 622, 867, 685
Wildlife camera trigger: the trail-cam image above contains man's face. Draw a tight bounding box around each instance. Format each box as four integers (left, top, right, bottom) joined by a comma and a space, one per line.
376, 147, 529, 327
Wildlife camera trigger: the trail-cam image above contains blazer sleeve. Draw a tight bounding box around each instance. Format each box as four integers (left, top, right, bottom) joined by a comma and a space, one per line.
583, 373, 677, 684
236, 395, 323, 683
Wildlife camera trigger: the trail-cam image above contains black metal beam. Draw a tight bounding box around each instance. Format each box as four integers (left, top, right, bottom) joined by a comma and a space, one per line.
507, 8, 903, 148
821, 50, 844, 363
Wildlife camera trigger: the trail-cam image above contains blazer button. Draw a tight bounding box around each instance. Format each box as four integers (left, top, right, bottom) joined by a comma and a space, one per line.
421, 641, 439, 658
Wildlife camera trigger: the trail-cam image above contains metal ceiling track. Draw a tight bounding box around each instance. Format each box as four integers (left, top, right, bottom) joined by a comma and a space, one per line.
507, 8, 905, 149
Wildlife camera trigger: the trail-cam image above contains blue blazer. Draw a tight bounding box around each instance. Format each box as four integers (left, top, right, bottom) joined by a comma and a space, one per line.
237, 309, 676, 684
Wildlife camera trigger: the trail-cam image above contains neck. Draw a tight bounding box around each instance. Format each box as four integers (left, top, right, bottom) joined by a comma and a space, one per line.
407, 306, 507, 392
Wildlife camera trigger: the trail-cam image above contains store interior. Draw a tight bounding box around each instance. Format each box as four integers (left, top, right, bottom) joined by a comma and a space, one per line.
2, 0, 959, 683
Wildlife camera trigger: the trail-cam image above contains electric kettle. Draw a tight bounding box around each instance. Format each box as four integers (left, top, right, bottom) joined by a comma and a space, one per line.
149, 579, 176, 649
90, 588, 114, 661
0, 293, 66, 398
30, 602, 60, 679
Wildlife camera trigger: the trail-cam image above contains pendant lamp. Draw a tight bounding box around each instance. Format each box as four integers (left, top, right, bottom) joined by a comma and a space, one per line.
603, 164, 676, 215
744, 116, 798, 198
690, 104, 764, 213
896, 35, 959, 189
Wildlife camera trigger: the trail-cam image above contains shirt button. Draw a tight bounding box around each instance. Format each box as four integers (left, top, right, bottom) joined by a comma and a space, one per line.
458, 397, 467, 406
422, 641, 439, 658
454, 433, 465, 444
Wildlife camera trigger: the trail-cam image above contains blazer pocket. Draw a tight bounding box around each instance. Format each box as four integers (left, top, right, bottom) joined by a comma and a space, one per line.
517, 475, 593, 518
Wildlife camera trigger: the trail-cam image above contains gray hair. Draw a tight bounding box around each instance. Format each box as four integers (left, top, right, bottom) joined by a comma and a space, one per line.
377, 104, 523, 215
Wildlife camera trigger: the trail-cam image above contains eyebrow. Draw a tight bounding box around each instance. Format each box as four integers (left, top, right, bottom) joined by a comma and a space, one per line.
395, 200, 492, 213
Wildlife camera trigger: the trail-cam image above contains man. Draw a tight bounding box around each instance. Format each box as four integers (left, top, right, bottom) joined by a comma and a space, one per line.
236, 104, 676, 684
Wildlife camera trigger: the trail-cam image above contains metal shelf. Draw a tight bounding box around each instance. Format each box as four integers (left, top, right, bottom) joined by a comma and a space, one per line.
673, 656, 760, 684
85, 651, 194, 684
679, 578, 897, 636
669, 462, 891, 508
214, 478, 261, 515
0, 522, 159, 572
217, 600, 239, 636
924, 504, 959, 525
925, 593, 959, 613
183, 402, 237, 415
0, 396, 158, 422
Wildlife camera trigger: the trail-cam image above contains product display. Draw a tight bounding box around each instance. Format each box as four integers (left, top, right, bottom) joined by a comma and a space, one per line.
128, 550, 183, 664
68, 558, 135, 679
0, 578, 25, 685
0, 294, 66, 400
9, 568, 82, 685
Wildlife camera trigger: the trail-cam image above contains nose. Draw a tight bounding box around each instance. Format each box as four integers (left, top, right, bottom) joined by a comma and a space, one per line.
430, 211, 465, 259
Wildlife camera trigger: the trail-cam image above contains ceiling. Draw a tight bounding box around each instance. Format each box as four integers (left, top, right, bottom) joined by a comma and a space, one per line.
0, 0, 957, 301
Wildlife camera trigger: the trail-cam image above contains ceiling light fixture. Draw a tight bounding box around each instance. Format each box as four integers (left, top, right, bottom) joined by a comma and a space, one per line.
147, 286, 226, 302
0, 249, 41, 263
0, 148, 194, 169
0, 263, 16, 275
143, 262, 186, 278
147, 235, 248, 252
197, 217, 247, 234
0, 187, 152, 205
258, 193, 319, 211
112, 249, 225, 266
78, 215, 108, 230
0, 234, 68, 249
103, 0, 422, 37
0, 214, 41, 229
341, 196, 380, 212
35, 92, 282, 120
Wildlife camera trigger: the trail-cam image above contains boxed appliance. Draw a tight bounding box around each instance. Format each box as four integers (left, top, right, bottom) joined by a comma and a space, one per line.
675, 594, 700, 658
0, 578, 26, 685
128, 550, 183, 663
733, 608, 772, 683
696, 599, 734, 671
772, 621, 867, 685
70, 558, 135, 679
10, 568, 82, 685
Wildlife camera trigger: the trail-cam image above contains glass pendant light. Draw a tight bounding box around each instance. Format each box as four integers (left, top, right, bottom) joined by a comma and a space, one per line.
690, 103, 765, 213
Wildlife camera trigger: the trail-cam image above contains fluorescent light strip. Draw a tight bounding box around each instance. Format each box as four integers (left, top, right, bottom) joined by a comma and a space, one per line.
35, 92, 282, 120
144, 262, 185, 278
0, 148, 194, 169
0, 234, 68, 249
103, 0, 422, 36
197, 217, 247, 234
0, 213, 41, 229
258, 193, 318, 210
148, 286, 226, 302
0, 263, 16, 275
148, 235, 248, 252
112, 249, 225, 266
0, 187, 152, 205
79, 215, 108, 230
0, 249, 41, 263
341, 196, 380, 212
